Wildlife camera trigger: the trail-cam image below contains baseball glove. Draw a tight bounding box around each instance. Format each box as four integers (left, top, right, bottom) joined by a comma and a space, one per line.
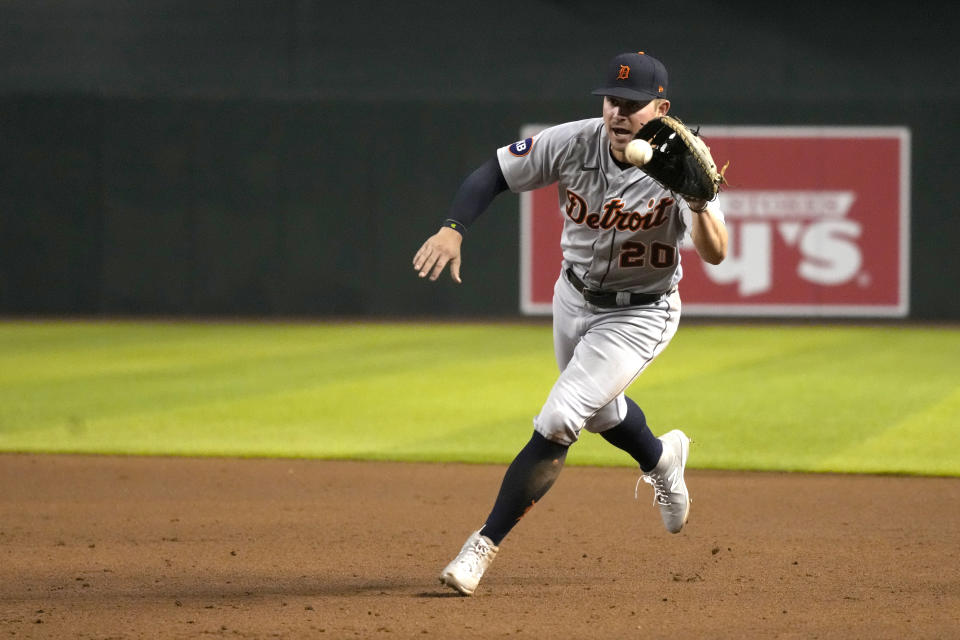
632, 116, 729, 202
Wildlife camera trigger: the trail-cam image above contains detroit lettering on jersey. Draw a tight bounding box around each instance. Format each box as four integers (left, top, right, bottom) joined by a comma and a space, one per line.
565, 193, 675, 232
497, 118, 723, 294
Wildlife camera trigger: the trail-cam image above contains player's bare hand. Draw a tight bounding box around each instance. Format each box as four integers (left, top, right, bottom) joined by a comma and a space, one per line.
413, 227, 464, 283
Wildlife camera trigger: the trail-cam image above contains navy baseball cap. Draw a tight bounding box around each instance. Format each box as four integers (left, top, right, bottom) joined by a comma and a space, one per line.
591, 51, 668, 102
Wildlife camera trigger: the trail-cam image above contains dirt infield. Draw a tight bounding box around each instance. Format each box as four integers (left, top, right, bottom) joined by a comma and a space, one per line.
1, 455, 958, 639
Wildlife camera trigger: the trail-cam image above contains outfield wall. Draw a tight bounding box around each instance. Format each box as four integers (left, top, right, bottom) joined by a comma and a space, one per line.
2, 2, 958, 319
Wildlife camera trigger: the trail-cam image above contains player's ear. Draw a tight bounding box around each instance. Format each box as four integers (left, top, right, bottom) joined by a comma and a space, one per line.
656, 99, 671, 116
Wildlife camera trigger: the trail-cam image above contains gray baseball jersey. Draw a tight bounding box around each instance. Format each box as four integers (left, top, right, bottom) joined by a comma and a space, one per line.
497, 117, 724, 295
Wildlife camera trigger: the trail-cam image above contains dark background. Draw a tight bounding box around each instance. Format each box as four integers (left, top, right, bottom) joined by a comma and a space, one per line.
1, 1, 958, 319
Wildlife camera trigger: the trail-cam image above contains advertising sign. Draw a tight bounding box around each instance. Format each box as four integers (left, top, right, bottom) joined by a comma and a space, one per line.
520, 126, 910, 317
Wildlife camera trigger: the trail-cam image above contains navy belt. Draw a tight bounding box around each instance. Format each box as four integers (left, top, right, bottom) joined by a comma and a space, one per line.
565, 268, 668, 308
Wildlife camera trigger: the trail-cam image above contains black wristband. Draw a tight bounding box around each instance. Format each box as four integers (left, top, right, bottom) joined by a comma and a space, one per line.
442, 218, 467, 234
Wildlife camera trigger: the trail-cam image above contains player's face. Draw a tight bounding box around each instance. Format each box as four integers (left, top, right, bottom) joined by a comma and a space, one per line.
602, 96, 669, 161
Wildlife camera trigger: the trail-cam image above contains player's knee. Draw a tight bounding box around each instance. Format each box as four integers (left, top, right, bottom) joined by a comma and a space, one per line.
533, 406, 581, 446
583, 399, 624, 435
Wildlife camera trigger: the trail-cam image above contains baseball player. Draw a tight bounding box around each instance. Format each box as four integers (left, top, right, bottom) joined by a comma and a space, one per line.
412, 51, 728, 596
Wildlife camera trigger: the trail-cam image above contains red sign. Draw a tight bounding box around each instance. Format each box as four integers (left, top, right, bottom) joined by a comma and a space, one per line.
520, 126, 910, 317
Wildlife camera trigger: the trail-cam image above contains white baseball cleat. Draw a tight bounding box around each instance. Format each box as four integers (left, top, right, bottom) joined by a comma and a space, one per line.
638, 429, 691, 533
439, 530, 499, 596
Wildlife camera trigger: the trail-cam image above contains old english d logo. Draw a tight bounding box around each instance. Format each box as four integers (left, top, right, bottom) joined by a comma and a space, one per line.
617, 65, 630, 80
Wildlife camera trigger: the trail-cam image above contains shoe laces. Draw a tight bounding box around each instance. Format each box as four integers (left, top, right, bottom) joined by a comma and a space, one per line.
457, 538, 494, 573
637, 473, 671, 506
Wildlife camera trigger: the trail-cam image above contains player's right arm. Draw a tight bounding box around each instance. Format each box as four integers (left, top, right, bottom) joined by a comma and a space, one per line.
413, 157, 509, 283
413, 226, 465, 283
414, 120, 587, 283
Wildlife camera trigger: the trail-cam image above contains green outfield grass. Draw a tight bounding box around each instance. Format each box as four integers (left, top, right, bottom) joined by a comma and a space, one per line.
0, 320, 957, 476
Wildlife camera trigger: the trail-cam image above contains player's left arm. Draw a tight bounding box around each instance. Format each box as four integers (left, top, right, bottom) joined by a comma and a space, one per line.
686, 200, 727, 265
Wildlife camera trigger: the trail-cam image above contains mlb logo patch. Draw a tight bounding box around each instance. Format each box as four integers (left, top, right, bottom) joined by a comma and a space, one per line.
509, 138, 534, 157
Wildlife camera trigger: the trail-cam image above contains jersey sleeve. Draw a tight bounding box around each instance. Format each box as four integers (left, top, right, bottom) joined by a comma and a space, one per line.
496, 119, 598, 193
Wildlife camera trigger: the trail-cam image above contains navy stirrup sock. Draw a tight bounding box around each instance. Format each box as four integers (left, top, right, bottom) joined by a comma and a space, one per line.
600, 397, 663, 472
480, 431, 569, 546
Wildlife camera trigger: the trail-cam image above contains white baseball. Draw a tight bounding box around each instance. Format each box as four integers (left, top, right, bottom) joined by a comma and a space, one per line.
625, 139, 653, 166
